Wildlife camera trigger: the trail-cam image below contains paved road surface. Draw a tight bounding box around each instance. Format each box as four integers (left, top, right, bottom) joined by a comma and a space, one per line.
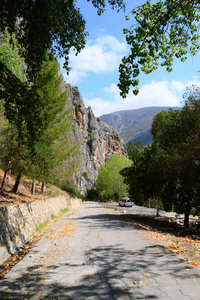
0, 202, 200, 299
104, 202, 178, 218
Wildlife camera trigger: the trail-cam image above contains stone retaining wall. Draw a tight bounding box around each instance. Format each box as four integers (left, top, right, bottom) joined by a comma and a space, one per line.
0, 196, 81, 264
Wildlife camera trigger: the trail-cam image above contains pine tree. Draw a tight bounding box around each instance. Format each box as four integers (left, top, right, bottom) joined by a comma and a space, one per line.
28, 55, 81, 191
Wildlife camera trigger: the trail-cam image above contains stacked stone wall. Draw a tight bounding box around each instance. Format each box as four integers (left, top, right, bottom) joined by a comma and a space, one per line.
0, 196, 81, 263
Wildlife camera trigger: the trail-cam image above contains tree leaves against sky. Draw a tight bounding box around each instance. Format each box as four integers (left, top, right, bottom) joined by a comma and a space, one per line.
118, 0, 200, 97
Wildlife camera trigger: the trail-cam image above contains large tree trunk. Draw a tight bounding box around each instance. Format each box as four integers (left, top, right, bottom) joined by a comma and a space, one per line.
184, 200, 190, 227
1, 162, 12, 194
148, 198, 151, 208
31, 179, 35, 196
12, 174, 21, 194
41, 182, 45, 194
156, 197, 160, 217
1, 169, 8, 193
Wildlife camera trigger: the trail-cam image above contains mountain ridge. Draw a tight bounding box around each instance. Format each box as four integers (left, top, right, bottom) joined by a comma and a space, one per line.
100, 106, 181, 145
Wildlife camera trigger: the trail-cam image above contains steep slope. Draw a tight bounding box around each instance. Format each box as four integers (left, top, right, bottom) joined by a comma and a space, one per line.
101, 106, 180, 145
61, 82, 126, 196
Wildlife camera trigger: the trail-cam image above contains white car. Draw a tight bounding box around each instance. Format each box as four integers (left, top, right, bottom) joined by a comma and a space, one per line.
119, 197, 134, 207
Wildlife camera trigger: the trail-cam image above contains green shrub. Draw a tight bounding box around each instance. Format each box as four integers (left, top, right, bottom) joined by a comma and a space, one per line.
87, 188, 99, 200
35, 220, 49, 232
60, 208, 69, 214
61, 180, 80, 197
78, 194, 85, 201
101, 190, 112, 202
61, 180, 85, 201
51, 213, 56, 220
83, 172, 90, 182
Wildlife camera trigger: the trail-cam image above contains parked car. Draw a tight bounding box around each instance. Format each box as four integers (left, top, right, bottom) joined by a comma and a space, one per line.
119, 197, 134, 207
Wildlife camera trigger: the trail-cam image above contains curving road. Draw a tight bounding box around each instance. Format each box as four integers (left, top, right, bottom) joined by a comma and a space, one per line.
0, 202, 199, 299
104, 202, 182, 218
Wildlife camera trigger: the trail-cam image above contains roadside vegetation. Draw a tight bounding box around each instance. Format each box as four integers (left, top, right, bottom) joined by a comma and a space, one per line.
95, 153, 131, 202
0, 30, 81, 197
0, 1, 124, 201
121, 86, 200, 227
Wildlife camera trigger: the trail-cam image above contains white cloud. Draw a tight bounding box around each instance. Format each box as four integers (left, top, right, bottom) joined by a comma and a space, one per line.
170, 80, 185, 93
171, 78, 200, 93
86, 80, 184, 117
61, 35, 127, 84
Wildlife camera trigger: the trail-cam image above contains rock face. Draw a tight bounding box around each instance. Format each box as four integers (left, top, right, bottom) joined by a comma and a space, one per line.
61, 82, 126, 196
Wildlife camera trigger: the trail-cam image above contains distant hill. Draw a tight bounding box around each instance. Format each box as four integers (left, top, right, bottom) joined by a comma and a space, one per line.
100, 106, 180, 145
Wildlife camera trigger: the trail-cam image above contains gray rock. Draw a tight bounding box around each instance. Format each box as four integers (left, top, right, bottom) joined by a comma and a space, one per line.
61, 81, 126, 196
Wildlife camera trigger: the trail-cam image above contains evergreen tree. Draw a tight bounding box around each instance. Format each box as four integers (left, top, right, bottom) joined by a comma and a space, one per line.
28, 55, 81, 190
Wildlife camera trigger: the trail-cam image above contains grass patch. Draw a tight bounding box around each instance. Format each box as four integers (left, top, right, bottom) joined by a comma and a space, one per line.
60, 208, 69, 214
51, 213, 56, 220
35, 220, 49, 232
48, 190, 55, 197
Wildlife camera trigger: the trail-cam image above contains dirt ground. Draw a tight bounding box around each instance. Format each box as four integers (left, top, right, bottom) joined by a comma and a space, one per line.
0, 169, 68, 278
0, 169, 65, 207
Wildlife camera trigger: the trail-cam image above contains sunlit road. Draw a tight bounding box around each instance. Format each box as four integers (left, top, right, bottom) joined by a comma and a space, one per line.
104, 202, 177, 217
0, 202, 199, 299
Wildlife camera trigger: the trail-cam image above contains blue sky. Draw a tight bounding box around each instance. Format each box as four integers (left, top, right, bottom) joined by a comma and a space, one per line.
60, 0, 200, 117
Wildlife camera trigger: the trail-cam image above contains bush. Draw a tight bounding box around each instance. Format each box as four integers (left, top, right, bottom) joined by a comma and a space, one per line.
101, 190, 112, 202
61, 180, 85, 201
61, 180, 80, 197
87, 188, 99, 200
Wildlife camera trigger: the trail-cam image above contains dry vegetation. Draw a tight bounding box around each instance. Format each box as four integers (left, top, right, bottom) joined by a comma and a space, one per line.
0, 169, 66, 207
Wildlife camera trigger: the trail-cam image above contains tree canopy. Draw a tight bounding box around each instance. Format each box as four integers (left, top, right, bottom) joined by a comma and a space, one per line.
121, 142, 166, 215
0, 0, 125, 78
97, 153, 131, 201
118, 0, 200, 97
121, 86, 200, 225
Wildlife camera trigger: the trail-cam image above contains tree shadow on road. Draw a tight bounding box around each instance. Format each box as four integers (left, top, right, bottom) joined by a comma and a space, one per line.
73, 211, 200, 240
1, 242, 198, 300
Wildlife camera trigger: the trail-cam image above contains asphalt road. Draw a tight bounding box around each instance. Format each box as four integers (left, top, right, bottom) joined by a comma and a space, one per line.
0, 202, 200, 299
104, 202, 177, 218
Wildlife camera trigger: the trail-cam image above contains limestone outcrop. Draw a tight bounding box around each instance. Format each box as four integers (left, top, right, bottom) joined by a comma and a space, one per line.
61, 82, 126, 196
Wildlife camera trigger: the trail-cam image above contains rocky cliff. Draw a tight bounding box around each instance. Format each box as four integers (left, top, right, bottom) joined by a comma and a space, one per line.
61, 82, 126, 196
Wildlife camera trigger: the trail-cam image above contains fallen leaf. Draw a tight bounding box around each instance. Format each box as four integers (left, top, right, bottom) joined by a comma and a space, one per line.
37, 293, 42, 297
